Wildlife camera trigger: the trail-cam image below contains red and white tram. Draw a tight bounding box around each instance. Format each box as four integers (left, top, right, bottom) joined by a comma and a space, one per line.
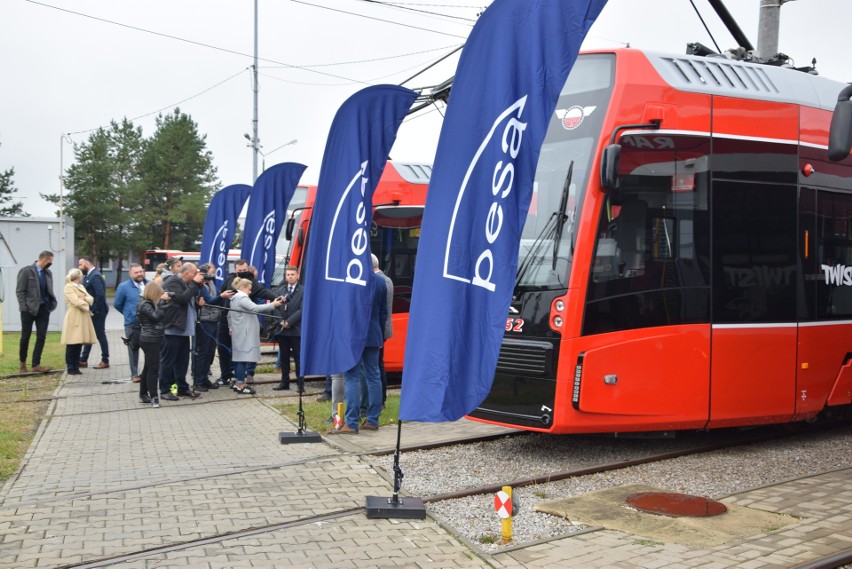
469, 47, 852, 433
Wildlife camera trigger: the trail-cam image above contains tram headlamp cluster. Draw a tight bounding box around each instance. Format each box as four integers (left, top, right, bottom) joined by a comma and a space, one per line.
552, 298, 566, 330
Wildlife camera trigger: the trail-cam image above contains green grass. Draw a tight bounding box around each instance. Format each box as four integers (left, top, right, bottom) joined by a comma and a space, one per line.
0, 373, 60, 481
0, 332, 67, 377
274, 392, 401, 434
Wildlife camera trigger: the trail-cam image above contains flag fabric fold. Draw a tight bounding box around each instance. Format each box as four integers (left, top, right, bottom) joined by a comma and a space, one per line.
200, 184, 251, 289
399, 0, 608, 422
300, 84, 418, 376
240, 163, 307, 286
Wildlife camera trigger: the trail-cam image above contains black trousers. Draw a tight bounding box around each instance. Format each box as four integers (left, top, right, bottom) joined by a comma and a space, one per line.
159, 335, 190, 394
20, 306, 50, 366
216, 319, 233, 380
65, 344, 83, 372
277, 335, 302, 390
139, 340, 161, 399
193, 321, 218, 384
81, 310, 109, 363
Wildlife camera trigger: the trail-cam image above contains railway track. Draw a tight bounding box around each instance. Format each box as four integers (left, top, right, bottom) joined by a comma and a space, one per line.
41, 416, 851, 568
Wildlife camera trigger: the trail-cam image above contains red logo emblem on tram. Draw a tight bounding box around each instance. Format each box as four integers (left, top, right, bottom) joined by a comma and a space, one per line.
555, 105, 596, 130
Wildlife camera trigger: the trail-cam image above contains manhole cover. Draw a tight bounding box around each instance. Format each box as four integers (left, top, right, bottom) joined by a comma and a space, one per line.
625, 492, 728, 517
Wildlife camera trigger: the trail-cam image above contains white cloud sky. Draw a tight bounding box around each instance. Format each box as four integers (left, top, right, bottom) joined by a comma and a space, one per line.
1, 0, 849, 218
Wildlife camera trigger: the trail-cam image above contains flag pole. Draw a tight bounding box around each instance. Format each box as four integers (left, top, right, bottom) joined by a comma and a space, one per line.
278, 386, 322, 444
365, 420, 425, 519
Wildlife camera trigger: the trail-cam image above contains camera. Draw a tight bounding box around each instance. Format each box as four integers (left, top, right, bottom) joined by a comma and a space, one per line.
203, 274, 215, 281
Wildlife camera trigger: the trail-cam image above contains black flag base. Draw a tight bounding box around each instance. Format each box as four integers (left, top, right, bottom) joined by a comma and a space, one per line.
365, 495, 426, 519
279, 387, 323, 444
279, 430, 322, 444
365, 420, 425, 519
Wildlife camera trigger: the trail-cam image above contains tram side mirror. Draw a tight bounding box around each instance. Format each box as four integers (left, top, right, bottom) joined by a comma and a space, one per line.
600, 144, 621, 192
285, 217, 295, 241
828, 85, 852, 162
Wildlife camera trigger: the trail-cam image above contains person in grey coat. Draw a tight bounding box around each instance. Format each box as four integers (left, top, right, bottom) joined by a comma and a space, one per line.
16, 250, 57, 373
227, 277, 282, 395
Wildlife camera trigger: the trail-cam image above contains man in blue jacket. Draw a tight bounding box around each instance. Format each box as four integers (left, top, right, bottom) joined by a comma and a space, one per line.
330, 270, 388, 435
78, 256, 110, 369
113, 263, 147, 382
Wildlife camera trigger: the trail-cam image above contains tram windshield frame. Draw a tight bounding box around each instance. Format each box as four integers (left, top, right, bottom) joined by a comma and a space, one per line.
516, 54, 615, 290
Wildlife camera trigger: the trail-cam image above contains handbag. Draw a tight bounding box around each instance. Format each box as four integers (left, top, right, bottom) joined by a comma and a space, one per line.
129, 323, 141, 350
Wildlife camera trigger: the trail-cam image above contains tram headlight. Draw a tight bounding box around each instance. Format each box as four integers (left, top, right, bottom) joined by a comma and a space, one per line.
555, 300, 564, 312
553, 315, 563, 328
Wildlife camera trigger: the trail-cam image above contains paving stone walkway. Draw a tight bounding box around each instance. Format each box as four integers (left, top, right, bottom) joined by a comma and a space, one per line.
1, 324, 851, 568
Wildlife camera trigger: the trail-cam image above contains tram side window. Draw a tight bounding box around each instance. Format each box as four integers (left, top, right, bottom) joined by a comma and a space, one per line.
817, 192, 852, 317
712, 182, 797, 323
584, 172, 711, 335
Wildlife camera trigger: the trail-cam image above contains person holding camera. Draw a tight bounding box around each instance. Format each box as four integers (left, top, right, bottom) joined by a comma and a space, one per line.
159, 262, 204, 401
192, 263, 234, 391
227, 277, 282, 395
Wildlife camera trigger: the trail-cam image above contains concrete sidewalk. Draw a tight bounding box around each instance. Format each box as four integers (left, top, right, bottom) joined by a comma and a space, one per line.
2, 327, 852, 567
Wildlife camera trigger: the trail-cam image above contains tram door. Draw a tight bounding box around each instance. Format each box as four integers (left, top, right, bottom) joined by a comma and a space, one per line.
709, 180, 798, 427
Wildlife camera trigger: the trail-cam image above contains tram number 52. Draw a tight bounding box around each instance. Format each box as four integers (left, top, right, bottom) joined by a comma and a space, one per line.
505, 318, 525, 332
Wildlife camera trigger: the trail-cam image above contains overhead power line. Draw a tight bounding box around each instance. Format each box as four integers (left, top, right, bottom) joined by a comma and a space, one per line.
261, 44, 462, 69
350, 0, 478, 23
289, 0, 469, 39
25, 0, 364, 84
66, 68, 250, 136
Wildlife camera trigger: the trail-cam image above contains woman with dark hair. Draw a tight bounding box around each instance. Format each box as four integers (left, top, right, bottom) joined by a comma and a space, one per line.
136, 281, 166, 407
60, 268, 96, 375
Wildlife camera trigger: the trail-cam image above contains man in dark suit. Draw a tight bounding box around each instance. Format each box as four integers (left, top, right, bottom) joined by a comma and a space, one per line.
273, 266, 304, 392
16, 250, 57, 373
78, 256, 110, 369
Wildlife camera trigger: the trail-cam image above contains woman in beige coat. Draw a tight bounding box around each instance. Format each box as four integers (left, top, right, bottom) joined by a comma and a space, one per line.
61, 268, 96, 375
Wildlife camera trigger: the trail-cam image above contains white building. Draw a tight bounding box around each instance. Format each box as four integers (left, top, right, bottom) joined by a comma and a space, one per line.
0, 216, 75, 333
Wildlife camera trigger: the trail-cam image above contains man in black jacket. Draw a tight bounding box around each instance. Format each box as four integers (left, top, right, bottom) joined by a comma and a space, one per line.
16, 251, 57, 373
159, 262, 204, 400
215, 259, 278, 385
78, 256, 110, 369
272, 266, 304, 392
193, 263, 234, 391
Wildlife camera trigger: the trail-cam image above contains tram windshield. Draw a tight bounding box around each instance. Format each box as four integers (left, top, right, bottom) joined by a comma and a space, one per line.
517, 54, 614, 289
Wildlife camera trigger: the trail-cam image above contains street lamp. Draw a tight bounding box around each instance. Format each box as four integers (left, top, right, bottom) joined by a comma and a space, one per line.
245, 136, 298, 172
58, 133, 72, 252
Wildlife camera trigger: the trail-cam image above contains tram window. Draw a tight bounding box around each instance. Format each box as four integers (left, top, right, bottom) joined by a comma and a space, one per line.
583, 136, 711, 335
712, 181, 797, 323
816, 192, 852, 318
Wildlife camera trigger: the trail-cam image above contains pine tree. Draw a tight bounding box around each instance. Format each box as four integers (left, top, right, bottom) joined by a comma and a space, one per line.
137, 108, 218, 251
0, 168, 29, 217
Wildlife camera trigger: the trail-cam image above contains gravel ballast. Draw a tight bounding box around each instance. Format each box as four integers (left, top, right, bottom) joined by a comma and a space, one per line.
368, 424, 852, 553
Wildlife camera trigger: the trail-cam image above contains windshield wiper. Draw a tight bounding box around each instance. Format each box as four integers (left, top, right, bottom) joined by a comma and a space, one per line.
515, 211, 558, 287
552, 161, 574, 271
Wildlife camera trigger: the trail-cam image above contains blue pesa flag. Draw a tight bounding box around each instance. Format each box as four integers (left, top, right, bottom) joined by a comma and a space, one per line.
240, 163, 307, 286
400, 0, 608, 422
200, 184, 251, 289
301, 85, 417, 376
